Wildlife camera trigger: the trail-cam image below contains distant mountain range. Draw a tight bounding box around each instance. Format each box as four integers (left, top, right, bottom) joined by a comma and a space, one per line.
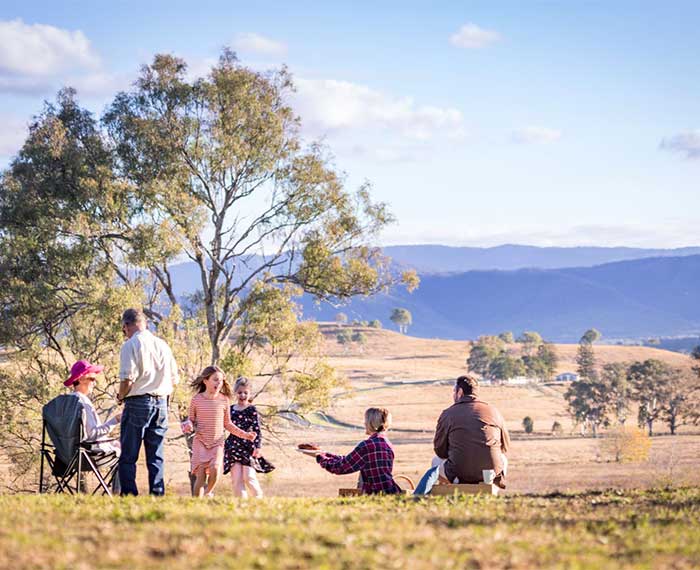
382, 244, 700, 273
299, 254, 700, 342
164, 245, 700, 342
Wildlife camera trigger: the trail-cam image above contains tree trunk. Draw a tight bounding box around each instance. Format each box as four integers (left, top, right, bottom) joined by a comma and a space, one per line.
210, 339, 221, 366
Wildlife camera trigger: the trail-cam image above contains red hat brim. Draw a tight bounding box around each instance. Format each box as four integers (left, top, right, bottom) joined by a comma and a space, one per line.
64, 364, 104, 387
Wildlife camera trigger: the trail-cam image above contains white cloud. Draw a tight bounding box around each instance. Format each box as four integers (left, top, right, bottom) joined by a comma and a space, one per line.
233, 33, 287, 57
511, 126, 562, 144
294, 78, 465, 141
450, 23, 501, 49
0, 19, 99, 77
346, 144, 418, 164
660, 131, 700, 159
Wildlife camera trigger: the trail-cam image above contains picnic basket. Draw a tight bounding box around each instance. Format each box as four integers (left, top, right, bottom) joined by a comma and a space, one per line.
338, 474, 415, 496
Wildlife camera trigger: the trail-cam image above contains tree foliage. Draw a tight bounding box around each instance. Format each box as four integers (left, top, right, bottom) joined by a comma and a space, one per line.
517, 331, 543, 356
524, 343, 558, 381
227, 282, 345, 416
336, 328, 353, 346
565, 360, 630, 437
576, 340, 597, 382
101, 49, 410, 363
390, 308, 412, 334
627, 359, 696, 436
466, 336, 504, 376
489, 354, 526, 381
580, 328, 602, 345
498, 331, 514, 344
564, 376, 610, 436
566, 355, 699, 439
0, 51, 418, 487
351, 331, 367, 345
467, 335, 556, 382
600, 362, 630, 425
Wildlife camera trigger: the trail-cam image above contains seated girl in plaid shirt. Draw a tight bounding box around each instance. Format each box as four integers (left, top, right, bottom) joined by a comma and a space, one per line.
315, 408, 402, 494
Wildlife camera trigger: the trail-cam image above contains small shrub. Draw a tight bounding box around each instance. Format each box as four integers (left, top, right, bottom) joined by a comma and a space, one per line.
368, 319, 382, 329
599, 426, 651, 463
551, 421, 563, 436
522, 416, 534, 434
351, 331, 366, 345
336, 329, 353, 346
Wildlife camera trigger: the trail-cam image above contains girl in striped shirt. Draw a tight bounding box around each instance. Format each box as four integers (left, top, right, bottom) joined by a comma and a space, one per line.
181, 366, 256, 497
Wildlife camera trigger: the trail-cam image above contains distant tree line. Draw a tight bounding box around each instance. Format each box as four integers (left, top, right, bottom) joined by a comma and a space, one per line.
335, 313, 382, 329
565, 329, 700, 436
466, 331, 559, 382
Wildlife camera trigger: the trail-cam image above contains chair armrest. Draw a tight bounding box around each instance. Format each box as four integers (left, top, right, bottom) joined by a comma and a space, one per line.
81, 438, 118, 448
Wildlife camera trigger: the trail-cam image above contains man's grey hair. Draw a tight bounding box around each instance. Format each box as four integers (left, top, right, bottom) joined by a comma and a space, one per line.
122, 308, 146, 327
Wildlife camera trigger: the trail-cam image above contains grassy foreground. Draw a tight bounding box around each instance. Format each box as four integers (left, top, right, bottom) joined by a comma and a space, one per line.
1, 488, 699, 569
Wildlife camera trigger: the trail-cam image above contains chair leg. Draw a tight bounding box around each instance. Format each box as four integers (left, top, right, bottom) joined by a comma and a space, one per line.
103, 461, 119, 496
83, 452, 113, 497
41, 450, 64, 494
40, 450, 50, 494
55, 455, 79, 495
43, 452, 63, 494
77, 446, 83, 494
39, 427, 46, 494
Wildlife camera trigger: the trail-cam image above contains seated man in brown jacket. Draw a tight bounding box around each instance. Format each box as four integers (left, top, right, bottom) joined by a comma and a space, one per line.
433, 374, 510, 488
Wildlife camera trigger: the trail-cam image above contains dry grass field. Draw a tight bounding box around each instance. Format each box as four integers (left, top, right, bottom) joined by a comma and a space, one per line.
4, 326, 697, 499
154, 327, 700, 499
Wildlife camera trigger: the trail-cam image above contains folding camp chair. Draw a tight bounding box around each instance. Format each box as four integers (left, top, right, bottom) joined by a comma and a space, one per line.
39, 394, 119, 496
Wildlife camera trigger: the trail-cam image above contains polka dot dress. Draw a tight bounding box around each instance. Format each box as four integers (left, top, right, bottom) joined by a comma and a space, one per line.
223, 405, 261, 474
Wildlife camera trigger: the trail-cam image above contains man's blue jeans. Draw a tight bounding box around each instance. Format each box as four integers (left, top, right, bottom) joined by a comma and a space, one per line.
119, 395, 168, 496
413, 465, 440, 495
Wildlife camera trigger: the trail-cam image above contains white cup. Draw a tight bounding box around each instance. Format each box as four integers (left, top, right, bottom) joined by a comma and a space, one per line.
482, 469, 495, 484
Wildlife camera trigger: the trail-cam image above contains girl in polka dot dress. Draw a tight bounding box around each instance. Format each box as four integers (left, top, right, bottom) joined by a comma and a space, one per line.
223, 377, 264, 497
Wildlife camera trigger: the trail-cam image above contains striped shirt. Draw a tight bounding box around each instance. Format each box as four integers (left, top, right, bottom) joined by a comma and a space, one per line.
188, 393, 246, 449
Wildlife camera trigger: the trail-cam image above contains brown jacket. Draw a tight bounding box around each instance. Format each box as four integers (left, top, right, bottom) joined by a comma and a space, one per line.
434, 394, 510, 484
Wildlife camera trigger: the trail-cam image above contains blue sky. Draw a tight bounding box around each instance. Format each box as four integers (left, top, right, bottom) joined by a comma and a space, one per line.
1, 1, 698, 247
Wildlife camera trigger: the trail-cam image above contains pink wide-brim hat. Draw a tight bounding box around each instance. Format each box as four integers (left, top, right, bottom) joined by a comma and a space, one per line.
64, 360, 104, 387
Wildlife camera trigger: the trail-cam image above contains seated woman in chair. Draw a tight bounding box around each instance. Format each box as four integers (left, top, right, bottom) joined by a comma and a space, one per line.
65, 360, 121, 455
312, 407, 402, 495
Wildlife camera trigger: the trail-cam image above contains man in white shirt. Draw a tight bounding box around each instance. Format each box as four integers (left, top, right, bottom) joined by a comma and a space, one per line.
117, 308, 179, 496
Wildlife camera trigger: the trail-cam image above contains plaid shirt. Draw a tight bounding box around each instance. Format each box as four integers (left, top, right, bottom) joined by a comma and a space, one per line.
316, 432, 402, 494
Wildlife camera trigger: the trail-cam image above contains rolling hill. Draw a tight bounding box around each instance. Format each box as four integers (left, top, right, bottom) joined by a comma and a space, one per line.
316, 324, 693, 382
